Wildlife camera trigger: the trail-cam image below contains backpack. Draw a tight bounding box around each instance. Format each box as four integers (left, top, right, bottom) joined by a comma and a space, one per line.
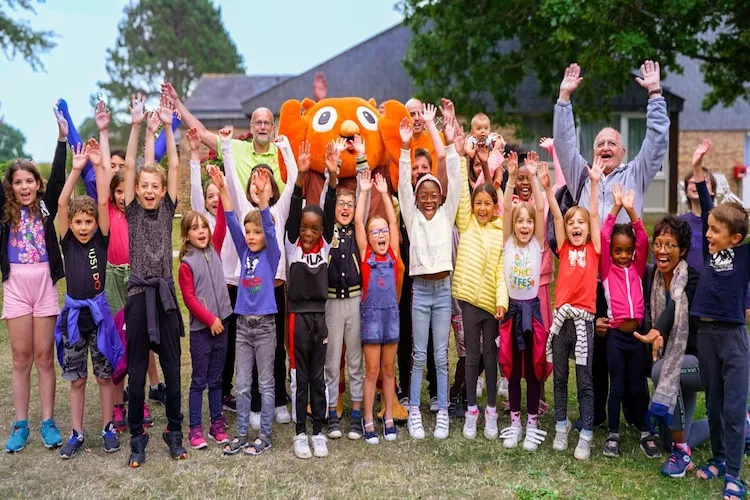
546, 172, 588, 257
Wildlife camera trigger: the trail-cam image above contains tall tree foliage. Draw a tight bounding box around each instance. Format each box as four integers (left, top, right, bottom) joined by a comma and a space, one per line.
399, 0, 750, 122
0, 121, 30, 162
0, 0, 56, 70
99, 0, 245, 106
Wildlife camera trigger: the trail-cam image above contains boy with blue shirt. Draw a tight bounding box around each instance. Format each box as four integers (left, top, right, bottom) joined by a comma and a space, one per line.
690, 139, 750, 498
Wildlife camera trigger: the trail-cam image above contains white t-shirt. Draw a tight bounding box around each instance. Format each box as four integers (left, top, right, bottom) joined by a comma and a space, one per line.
504, 237, 542, 300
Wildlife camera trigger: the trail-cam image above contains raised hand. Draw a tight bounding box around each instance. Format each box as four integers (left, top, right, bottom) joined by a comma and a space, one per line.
635, 60, 661, 93
353, 135, 365, 157
539, 162, 551, 189
130, 93, 146, 124
442, 116, 456, 144
160, 82, 179, 104
539, 137, 553, 150
325, 140, 340, 172
439, 98, 455, 124
506, 151, 518, 178
374, 173, 388, 194
612, 184, 624, 206
252, 169, 270, 204
95, 100, 110, 131
87, 138, 101, 166
274, 134, 289, 149
453, 121, 466, 154
494, 134, 506, 153
559, 63, 583, 101
622, 188, 635, 211
218, 126, 233, 141
333, 137, 347, 156
692, 139, 712, 167
422, 103, 437, 124
524, 151, 539, 176
146, 110, 161, 134
187, 128, 201, 152
359, 169, 372, 192
158, 97, 175, 125
54, 103, 68, 140
71, 142, 89, 171
298, 141, 311, 173
588, 156, 603, 182
465, 138, 476, 158
476, 143, 489, 165
399, 118, 413, 146
207, 164, 225, 190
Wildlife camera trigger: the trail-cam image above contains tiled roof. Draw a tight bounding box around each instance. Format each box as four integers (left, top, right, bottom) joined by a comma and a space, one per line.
185, 74, 292, 120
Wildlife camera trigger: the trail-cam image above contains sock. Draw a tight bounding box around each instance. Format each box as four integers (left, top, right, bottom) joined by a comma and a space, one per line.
556, 419, 570, 431
581, 429, 593, 440
675, 442, 690, 454
328, 409, 337, 419
527, 414, 538, 428
511, 411, 521, 426
641, 431, 651, 439
468, 405, 479, 413
74, 429, 84, 439
351, 409, 361, 419
150, 384, 159, 391
486, 406, 497, 415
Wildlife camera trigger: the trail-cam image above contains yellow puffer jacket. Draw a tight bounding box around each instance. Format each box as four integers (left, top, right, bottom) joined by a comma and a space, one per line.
452, 157, 508, 316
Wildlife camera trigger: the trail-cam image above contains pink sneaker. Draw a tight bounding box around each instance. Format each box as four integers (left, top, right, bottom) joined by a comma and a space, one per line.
209, 421, 230, 444
217, 414, 228, 431
189, 426, 208, 449
143, 404, 154, 428
113, 404, 127, 433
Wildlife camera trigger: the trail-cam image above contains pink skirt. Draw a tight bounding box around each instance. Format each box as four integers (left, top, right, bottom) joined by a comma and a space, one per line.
2, 263, 60, 319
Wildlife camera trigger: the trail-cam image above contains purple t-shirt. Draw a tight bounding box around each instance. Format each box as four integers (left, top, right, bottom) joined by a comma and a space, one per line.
8, 207, 48, 264
679, 212, 703, 270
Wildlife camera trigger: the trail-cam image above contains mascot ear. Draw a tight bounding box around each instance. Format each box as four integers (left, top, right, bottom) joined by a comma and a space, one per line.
301, 98, 316, 114
277, 99, 307, 183
368, 98, 377, 108
379, 100, 410, 190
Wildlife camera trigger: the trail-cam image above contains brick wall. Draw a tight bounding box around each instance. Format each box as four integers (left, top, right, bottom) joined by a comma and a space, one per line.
677, 131, 746, 194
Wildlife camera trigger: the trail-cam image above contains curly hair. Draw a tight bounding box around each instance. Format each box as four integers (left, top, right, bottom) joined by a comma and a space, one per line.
68, 195, 97, 222
652, 215, 691, 255
2, 159, 45, 228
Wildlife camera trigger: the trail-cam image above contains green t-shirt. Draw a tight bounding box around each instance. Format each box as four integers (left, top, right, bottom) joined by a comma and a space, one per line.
215, 137, 285, 192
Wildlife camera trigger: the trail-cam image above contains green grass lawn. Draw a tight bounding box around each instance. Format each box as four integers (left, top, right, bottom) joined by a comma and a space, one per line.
0, 220, 747, 498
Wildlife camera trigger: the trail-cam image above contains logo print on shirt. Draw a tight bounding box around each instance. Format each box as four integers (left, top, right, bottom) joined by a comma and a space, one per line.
88, 247, 102, 291
511, 250, 534, 290
710, 248, 735, 273
242, 256, 262, 293
568, 248, 587, 268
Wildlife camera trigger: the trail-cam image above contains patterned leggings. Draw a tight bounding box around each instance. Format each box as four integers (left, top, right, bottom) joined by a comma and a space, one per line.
552, 319, 595, 431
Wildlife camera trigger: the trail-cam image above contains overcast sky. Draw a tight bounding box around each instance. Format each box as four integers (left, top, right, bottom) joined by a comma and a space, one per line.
0, 0, 403, 161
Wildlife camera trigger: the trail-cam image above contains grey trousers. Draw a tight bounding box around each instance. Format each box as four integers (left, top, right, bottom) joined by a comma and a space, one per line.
324, 297, 364, 405
235, 315, 276, 439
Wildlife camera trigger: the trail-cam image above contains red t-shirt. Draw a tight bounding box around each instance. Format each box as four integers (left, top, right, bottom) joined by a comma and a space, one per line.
360, 246, 397, 303
554, 240, 599, 314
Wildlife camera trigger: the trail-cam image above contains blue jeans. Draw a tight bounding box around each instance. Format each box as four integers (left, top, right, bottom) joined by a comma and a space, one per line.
235, 315, 276, 438
409, 276, 451, 411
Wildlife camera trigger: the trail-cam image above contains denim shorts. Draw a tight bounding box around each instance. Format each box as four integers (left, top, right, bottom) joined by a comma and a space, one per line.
360, 304, 399, 345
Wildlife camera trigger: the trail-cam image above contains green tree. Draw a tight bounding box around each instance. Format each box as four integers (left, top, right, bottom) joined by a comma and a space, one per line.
399, 0, 750, 122
99, 0, 245, 107
0, 121, 30, 162
0, 0, 56, 70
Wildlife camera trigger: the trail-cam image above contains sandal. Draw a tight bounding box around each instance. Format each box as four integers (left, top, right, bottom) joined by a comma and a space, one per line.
640, 434, 661, 459
244, 436, 271, 456
223, 435, 248, 455
724, 475, 748, 500
603, 435, 620, 458
697, 460, 727, 480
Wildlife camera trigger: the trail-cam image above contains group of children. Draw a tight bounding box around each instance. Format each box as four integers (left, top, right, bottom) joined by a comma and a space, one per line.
2, 86, 749, 497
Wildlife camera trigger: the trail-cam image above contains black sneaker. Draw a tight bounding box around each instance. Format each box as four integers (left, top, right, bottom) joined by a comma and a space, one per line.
640, 433, 661, 459
222, 395, 237, 413
603, 434, 620, 457
129, 432, 149, 468
449, 395, 466, 419
327, 415, 342, 439
348, 414, 363, 440
102, 422, 120, 453
60, 430, 85, 459
148, 383, 167, 406
163, 429, 188, 460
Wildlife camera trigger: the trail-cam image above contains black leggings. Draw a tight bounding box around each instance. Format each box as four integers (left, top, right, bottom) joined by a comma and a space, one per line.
461, 301, 498, 408
606, 328, 649, 433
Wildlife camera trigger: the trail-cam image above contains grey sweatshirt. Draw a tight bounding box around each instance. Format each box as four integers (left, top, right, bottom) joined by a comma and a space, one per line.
553, 96, 670, 224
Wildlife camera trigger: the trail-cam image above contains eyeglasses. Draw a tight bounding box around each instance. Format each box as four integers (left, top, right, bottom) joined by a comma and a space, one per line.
368, 227, 390, 237
417, 193, 440, 203
253, 120, 273, 128
336, 201, 354, 209
653, 242, 678, 252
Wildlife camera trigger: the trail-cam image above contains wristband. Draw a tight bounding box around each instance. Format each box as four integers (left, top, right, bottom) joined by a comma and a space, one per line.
648, 87, 662, 96
506, 183, 515, 189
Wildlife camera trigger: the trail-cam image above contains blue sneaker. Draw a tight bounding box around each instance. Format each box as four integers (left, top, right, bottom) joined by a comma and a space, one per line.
661, 445, 694, 478
5, 420, 30, 453
60, 430, 85, 459
40, 419, 62, 449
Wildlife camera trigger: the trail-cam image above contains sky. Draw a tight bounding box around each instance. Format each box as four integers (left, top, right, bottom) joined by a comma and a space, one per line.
0, 0, 404, 161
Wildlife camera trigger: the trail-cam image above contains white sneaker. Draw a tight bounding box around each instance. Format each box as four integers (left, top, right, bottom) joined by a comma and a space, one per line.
429, 397, 439, 413
250, 411, 261, 431
484, 409, 499, 440
476, 377, 485, 399
463, 410, 479, 439
311, 434, 329, 458
275, 405, 291, 424
501, 424, 523, 448
497, 377, 509, 399
293, 433, 311, 459
553, 421, 571, 451
574, 434, 592, 460
408, 410, 425, 439
434, 409, 450, 439
523, 426, 547, 451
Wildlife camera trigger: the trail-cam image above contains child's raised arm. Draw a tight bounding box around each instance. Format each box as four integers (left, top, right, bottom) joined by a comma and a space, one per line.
88, 139, 110, 236
397, 118, 415, 230
588, 157, 603, 253
58, 143, 88, 237
525, 153, 546, 245
354, 170, 372, 261
208, 164, 233, 214
422, 103, 447, 193
375, 172, 399, 259
503, 151, 519, 243
321, 140, 337, 243
541, 161, 565, 251
622, 188, 649, 276
601, 184, 624, 278
287, 142, 310, 244
187, 128, 207, 214
144, 110, 161, 164
124, 94, 146, 206
158, 98, 179, 204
